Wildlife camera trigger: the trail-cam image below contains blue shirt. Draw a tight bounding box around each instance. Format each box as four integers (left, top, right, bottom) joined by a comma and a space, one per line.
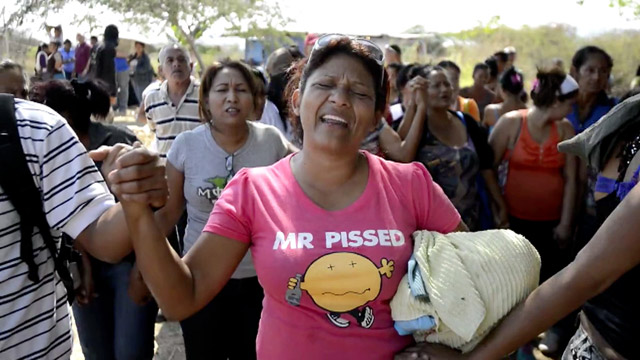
567, 94, 617, 134
60, 48, 75, 73
114, 57, 129, 73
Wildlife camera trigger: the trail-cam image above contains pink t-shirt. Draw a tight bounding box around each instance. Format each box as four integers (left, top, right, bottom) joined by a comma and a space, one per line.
204, 151, 460, 360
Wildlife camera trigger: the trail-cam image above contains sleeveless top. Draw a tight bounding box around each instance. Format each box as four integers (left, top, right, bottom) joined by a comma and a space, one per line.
503, 110, 565, 221
583, 132, 640, 359
415, 112, 481, 230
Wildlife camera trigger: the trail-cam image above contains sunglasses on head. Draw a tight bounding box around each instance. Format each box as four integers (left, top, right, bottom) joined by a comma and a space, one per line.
308, 34, 385, 87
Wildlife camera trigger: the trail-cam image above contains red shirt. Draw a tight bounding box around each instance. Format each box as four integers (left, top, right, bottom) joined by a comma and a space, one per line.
75, 42, 92, 74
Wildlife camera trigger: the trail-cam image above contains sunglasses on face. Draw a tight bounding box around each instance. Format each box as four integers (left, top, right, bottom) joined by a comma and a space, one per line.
308, 34, 385, 87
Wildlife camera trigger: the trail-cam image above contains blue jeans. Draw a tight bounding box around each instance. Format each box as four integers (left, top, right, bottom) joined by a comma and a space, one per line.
72, 259, 158, 360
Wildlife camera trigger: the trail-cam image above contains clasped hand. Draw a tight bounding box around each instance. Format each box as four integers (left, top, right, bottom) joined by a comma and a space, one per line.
89, 142, 168, 208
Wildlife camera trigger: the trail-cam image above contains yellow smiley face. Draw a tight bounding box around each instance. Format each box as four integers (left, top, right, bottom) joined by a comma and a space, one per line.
301, 253, 382, 313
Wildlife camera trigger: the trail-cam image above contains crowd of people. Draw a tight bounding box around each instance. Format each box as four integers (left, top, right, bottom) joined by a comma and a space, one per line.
1, 24, 640, 360
35, 24, 155, 117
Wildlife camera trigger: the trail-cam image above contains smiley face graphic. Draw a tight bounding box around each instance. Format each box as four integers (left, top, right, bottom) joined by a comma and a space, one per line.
287, 252, 394, 328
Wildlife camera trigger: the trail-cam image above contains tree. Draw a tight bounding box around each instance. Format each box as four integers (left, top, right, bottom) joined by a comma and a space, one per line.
4, 0, 288, 72
578, 0, 640, 17
95, 0, 287, 72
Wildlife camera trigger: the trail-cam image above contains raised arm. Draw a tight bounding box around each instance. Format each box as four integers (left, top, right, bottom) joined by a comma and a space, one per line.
379, 104, 426, 163
400, 182, 640, 360
153, 161, 187, 236
121, 200, 249, 320
75, 145, 168, 262
554, 120, 578, 247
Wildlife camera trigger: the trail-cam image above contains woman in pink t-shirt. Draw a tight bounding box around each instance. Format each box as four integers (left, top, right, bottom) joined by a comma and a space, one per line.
119, 35, 465, 360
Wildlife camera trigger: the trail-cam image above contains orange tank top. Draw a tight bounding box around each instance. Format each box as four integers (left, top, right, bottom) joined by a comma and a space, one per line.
504, 110, 566, 221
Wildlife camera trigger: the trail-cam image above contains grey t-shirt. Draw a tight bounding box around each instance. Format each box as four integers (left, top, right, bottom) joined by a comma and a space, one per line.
167, 121, 289, 278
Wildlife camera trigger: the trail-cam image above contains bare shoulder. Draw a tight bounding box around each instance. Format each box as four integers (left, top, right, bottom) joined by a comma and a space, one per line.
558, 119, 576, 140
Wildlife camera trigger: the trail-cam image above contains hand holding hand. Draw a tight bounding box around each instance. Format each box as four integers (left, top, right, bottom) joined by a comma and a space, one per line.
89, 142, 168, 208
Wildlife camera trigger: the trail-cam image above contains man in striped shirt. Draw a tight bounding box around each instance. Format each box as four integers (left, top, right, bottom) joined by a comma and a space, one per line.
0, 98, 167, 359
144, 44, 200, 158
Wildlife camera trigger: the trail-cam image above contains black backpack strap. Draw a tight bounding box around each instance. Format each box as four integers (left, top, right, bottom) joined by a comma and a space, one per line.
0, 95, 75, 302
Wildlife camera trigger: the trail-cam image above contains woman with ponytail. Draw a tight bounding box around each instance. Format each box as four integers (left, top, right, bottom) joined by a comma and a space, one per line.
35, 79, 158, 360
483, 67, 527, 131
490, 66, 578, 280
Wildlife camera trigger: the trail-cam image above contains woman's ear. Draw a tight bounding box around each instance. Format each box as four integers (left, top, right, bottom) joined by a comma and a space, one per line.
292, 89, 301, 116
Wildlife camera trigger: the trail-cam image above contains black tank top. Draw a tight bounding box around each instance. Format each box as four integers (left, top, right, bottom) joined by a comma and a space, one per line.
583, 133, 640, 359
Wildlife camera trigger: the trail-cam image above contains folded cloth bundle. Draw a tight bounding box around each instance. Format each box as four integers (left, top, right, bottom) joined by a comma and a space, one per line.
390, 229, 541, 353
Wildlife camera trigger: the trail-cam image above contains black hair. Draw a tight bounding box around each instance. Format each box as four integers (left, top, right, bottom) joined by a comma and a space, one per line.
199, 60, 259, 122
499, 67, 524, 96
484, 57, 498, 78
388, 44, 401, 56
473, 62, 490, 76
396, 63, 417, 91
38, 79, 111, 134
63, 39, 71, 45
636, 65, 640, 77
530, 67, 578, 108
251, 67, 267, 96
494, 51, 508, 63
285, 37, 389, 143
267, 72, 291, 131
287, 45, 304, 60
422, 65, 446, 79
104, 24, 119, 43
572, 46, 613, 71
90, 36, 98, 42
134, 41, 146, 48
437, 60, 460, 74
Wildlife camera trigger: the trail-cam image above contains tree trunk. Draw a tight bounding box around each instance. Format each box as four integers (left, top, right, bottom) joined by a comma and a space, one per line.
173, 23, 205, 76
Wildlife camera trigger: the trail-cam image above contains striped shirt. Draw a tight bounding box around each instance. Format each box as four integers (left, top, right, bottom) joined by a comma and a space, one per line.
144, 77, 201, 158
0, 99, 115, 359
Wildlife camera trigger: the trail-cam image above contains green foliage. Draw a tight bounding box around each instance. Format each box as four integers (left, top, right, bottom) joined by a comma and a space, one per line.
443, 22, 639, 97
579, 0, 640, 17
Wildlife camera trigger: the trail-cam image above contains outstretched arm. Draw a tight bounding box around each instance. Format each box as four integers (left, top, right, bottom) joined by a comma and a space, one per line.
121, 200, 249, 320
398, 182, 640, 359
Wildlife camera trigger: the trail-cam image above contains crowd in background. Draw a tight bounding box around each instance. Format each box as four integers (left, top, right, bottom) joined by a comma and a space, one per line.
1, 22, 640, 360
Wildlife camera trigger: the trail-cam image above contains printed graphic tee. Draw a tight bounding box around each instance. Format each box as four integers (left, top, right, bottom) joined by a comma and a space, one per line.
204, 151, 461, 359
167, 121, 288, 278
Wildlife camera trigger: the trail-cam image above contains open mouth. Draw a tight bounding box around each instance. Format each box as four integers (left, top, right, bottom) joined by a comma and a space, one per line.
226, 107, 240, 116
322, 288, 371, 296
321, 114, 349, 128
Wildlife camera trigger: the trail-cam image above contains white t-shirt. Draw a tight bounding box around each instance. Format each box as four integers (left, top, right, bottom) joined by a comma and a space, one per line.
167, 121, 288, 278
258, 100, 286, 136
0, 100, 115, 359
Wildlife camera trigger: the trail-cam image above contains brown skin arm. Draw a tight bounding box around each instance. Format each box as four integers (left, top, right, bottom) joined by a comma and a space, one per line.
380, 104, 427, 163
121, 200, 249, 321
74, 145, 168, 263
554, 120, 578, 247
488, 111, 520, 167
481, 169, 509, 228
397, 182, 640, 360
453, 221, 469, 232
397, 100, 417, 140
153, 161, 187, 236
